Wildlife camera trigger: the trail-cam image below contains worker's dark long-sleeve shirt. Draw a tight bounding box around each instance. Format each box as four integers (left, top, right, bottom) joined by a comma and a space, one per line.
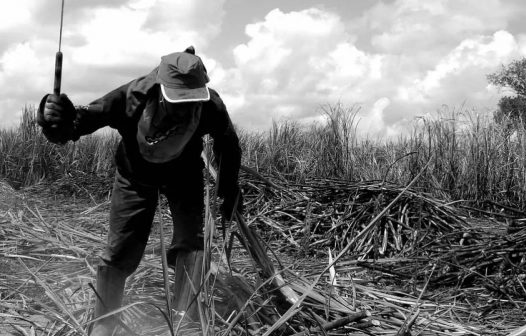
70, 68, 241, 196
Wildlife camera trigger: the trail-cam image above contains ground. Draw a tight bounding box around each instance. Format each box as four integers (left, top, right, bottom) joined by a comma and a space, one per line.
1, 178, 525, 335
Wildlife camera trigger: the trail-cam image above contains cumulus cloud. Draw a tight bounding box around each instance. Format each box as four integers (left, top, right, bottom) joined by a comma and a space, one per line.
0, 0, 225, 126
391, 30, 526, 128
2, 0, 526, 135
66, 0, 226, 104
214, 1, 526, 135
72, 0, 225, 67
0, 0, 31, 31
407, 31, 519, 99
0, 41, 54, 123
222, 8, 384, 130
356, 0, 514, 56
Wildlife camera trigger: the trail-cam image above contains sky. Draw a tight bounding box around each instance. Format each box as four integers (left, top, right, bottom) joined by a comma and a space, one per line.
1, 0, 526, 136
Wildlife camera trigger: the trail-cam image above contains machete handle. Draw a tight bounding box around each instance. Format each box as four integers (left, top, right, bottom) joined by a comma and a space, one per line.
53, 51, 62, 96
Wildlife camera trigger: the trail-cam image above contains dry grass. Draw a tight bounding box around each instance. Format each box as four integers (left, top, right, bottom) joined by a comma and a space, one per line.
4, 104, 526, 209
2, 104, 526, 335
0, 106, 117, 192
1, 169, 525, 335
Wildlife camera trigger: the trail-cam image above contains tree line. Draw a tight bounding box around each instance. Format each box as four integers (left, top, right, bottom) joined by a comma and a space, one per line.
488, 58, 526, 129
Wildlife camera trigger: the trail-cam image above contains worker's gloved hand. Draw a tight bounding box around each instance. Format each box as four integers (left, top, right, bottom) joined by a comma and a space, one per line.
37, 93, 76, 144
221, 188, 244, 220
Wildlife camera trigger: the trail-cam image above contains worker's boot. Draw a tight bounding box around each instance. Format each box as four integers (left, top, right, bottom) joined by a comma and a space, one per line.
173, 250, 205, 323
90, 265, 126, 336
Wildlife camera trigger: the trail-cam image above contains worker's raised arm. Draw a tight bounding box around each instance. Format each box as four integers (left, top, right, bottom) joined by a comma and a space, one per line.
37, 83, 129, 144
37, 69, 157, 144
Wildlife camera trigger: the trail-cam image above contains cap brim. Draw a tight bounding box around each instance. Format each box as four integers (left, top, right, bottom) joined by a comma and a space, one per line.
161, 84, 210, 103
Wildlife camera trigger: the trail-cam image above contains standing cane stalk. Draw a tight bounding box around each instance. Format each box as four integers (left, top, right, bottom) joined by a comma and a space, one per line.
158, 190, 175, 334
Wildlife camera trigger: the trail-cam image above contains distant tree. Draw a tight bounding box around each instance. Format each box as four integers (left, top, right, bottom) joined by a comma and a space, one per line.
494, 95, 526, 128
487, 58, 526, 128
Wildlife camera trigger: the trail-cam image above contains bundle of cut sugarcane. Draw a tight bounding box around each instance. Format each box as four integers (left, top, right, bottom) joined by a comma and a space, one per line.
5, 164, 526, 335
240, 172, 470, 259
356, 227, 526, 298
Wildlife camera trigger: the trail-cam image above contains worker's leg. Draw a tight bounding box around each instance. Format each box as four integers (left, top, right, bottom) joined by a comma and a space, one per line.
91, 265, 126, 336
103, 170, 158, 273
165, 165, 205, 258
172, 250, 205, 323
164, 165, 205, 322
91, 170, 158, 336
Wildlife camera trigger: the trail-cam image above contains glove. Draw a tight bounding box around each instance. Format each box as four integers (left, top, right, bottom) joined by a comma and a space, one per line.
37, 93, 77, 144
220, 188, 244, 220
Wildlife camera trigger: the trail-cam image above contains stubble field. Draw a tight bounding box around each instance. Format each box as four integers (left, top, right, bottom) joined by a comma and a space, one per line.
1, 105, 525, 335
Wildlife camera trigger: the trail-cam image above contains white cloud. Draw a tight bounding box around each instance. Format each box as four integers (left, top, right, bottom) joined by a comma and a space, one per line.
395, 30, 525, 116
423, 31, 518, 89
143, 0, 225, 44
365, 0, 512, 53
0, 0, 226, 127
70, 0, 226, 80
357, 97, 390, 136
0, 0, 31, 31
215, 2, 526, 134
70, 0, 226, 67
2, 0, 526, 135
222, 8, 385, 130
0, 42, 54, 124
315, 43, 384, 98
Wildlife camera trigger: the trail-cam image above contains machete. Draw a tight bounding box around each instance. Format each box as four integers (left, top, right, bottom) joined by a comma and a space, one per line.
53, 0, 65, 95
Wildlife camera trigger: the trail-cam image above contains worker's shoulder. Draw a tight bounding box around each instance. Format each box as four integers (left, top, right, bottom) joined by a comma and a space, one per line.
200, 88, 231, 132
126, 68, 158, 97
205, 88, 227, 112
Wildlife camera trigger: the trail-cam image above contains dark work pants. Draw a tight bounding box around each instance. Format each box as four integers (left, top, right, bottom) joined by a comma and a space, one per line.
101, 167, 204, 276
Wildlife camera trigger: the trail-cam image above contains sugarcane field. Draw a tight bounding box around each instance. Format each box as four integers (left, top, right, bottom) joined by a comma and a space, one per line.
1, 103, 526, 336
3, 2, 526, 336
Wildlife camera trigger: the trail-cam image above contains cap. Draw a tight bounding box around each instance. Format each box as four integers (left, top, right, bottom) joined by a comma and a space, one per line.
156, 47, 210, 103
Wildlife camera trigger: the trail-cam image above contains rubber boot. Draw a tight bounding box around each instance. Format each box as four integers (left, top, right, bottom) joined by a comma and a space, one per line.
90, 265, 126, 336
173, 250, 205, 323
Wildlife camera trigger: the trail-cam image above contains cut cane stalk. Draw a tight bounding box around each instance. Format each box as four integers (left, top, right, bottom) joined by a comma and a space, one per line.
201, 151, 300, 306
